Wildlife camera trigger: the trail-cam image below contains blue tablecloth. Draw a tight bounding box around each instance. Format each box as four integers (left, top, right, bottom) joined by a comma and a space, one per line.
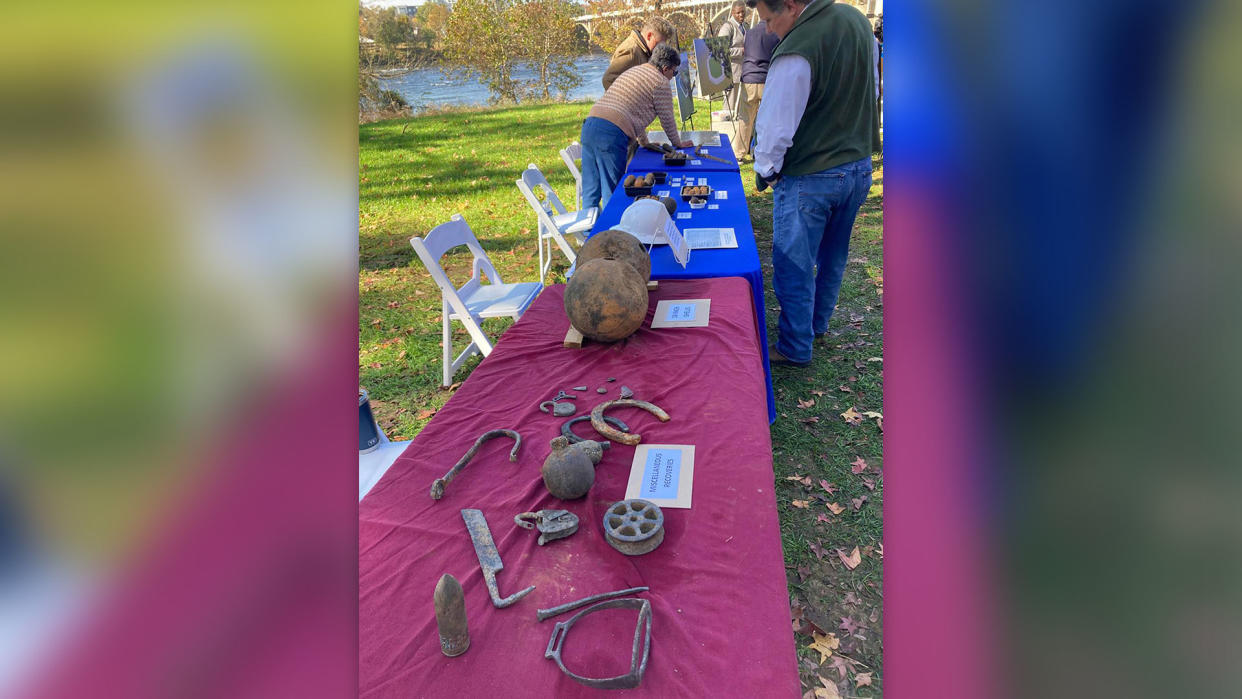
626, 134, 740, 174
591, 168, 776, 423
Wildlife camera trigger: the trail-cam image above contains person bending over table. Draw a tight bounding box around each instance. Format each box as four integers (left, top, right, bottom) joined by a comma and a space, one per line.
579, 44, 695, 212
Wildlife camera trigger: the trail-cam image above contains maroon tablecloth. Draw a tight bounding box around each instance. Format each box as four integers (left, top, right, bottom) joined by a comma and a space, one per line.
359, 277, 798, 698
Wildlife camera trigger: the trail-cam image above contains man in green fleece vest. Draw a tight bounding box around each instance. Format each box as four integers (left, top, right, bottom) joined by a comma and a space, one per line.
747, 0, 879, 367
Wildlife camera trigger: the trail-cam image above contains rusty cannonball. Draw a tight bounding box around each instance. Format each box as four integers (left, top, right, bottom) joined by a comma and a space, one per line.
577, 230, 651, 282
564, 257, 649, 343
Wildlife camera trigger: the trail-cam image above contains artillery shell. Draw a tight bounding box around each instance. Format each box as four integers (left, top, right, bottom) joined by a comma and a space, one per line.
435, 574, 470, 657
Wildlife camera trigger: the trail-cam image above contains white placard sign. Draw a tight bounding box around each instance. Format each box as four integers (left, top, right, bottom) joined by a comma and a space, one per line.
676, 212, 692, 220
715, 189, 728, 200
664, 218, 690, 267
650, 298, 711, 328
625, 444, 696, 508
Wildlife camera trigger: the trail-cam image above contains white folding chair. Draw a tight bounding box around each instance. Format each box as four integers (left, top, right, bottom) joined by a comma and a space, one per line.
516, 163, 598, 283
559, 141, 584, 210
409, 214, 542, 387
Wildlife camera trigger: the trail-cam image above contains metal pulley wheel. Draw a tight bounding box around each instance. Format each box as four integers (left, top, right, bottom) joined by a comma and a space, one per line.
602, 499, 665, 556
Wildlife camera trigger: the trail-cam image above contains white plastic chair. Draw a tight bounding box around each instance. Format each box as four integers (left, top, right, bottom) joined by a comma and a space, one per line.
409, 214, 542, 387
516, 163, 598, 282
559, 142, 584, 210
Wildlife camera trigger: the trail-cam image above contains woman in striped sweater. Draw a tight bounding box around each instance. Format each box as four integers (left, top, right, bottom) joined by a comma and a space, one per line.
580, 44, 695, 211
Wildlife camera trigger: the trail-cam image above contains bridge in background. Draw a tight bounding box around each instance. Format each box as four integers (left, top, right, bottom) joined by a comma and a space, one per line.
573, 0, 881, 42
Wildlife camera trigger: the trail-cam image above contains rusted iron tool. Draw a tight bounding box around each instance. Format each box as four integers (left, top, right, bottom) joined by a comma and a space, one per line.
590, 399, 670, 446
461, 509, 535, 608
429, 429, 521, 500
536, 586, 650, 621
544, 598, 652, 689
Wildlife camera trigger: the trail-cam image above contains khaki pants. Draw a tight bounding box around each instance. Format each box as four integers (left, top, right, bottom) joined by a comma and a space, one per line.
734, 82, 764, 158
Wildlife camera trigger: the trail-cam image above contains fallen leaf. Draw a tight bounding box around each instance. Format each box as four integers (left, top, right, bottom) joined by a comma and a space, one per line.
837, 546, 862, 569
810, 389, 825, 396
816, 513, 830, 523
876, 542, 884, 558
851, 457, 868, 473
368, 362, 382, 369
863, 411, 884, 419
797, 565, 811, 582
826, 502, 845, 515
852, 496, 868, 510
817, 675, 843, 698
809, 540, 828, 560
838, 384, 853, 393
829, 655, 852, 679
840, 616, 861, 635
785, 474, 807, 482
807, 631, 840, 663
840, 407, 862, 425
416, 409, 436, 420
844, 592, 862, 606
866, 356, 883, 362
800, 416, 820, 424
396, 350, 407, 360
855, 672, 873, 687
818, 479, 835, 494
792, 499, 810, 509
862, 476, 876, 490
370, 318, 382, 326
797, 398, 815, 409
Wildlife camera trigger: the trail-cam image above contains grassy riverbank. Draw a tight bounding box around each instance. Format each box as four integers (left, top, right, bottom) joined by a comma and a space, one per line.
360, 100, 884, 696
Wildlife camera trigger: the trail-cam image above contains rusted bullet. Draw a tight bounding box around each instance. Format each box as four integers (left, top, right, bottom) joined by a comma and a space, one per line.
435, 574, 469, 657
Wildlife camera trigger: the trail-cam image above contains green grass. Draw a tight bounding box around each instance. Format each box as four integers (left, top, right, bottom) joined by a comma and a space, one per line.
360, 100, 882, 696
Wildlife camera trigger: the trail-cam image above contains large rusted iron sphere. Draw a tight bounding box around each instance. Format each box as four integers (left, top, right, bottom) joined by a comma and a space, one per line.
564, 258, 649, 343
577, 229, 652, 282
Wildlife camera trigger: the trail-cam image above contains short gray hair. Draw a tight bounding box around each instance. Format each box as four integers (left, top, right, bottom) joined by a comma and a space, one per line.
746, 0, 805, 11
649, 43, 681, 72
732, 0, 747, 9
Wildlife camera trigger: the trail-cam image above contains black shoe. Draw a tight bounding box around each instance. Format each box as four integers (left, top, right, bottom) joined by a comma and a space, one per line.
769, 347, 811, 368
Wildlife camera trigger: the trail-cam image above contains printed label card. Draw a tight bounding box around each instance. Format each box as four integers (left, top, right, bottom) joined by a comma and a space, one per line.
650, 298, 711, 328
625, 445, 695, 508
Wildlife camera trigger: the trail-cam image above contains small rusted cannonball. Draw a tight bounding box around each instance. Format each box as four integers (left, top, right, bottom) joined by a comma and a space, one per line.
564, 258, 648, 343
541, 436, 596, 500
577, 230, 651, 282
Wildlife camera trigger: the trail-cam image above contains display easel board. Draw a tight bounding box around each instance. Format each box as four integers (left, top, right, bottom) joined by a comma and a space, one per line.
650, 299, 711, 328
624, 444, 695, 508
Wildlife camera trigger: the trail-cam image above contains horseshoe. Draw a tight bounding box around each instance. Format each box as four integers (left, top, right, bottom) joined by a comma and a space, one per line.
590, 399, 670, 446
561, 414, 629, 447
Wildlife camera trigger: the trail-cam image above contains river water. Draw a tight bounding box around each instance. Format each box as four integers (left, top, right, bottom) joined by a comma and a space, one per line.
378, 54, 610, 113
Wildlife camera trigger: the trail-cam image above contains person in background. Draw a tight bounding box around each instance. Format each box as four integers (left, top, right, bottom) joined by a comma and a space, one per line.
748, 0, 879, 367
580, 45, 695, 211
716, 1, 749, 120
734, 19, 780, 162
602, 17, 675, 91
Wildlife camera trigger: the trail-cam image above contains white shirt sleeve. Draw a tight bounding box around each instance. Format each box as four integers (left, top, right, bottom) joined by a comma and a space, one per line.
753, 54, 811, 178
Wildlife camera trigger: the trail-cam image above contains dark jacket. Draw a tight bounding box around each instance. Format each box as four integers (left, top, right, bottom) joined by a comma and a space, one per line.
602, 31, 653, 90
741, 22, 780, 84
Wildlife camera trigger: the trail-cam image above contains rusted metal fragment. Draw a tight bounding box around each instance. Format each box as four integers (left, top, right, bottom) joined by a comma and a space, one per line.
462, 509, 535, 608
536, 586, 650, 621
430, 429, 521, 500
590, 399, 670, 446
619, 386, 634, 399
435, 574, 470, 657
545, 598, 652, 689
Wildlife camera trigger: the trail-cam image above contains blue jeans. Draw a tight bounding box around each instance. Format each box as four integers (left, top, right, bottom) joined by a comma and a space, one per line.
771, 157, 873, 364
580, 117, 630, 211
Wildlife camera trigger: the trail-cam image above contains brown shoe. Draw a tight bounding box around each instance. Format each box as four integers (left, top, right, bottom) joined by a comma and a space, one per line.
769, 347, 810, 368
